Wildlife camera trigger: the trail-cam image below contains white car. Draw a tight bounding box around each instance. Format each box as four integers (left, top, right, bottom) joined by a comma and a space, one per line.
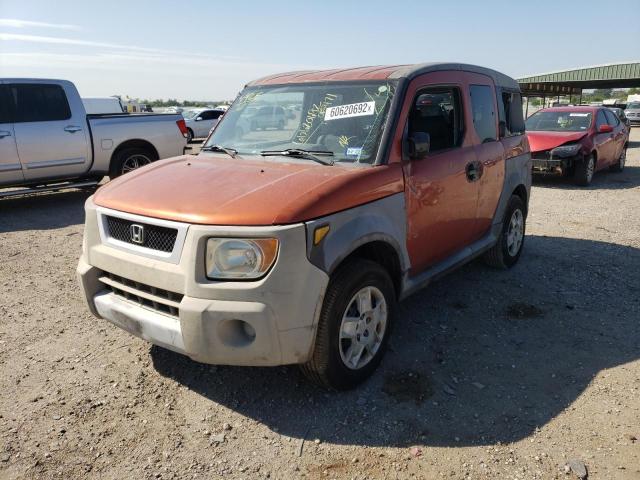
183, 108, 225, 142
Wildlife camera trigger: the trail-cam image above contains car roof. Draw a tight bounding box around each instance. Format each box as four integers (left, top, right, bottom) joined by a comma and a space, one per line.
247, 62, 520, 90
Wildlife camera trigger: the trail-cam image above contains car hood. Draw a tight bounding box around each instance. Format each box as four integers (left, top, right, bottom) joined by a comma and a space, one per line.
526, 131, 588, 152
93, 154, 404, 226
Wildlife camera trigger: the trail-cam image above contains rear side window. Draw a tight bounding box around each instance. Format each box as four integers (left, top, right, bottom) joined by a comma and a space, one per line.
10, 84, 72, 123
604, 109, 619, 126
469, 85, 497, 142
0, 85, 11, 123
498, 90, 525, 136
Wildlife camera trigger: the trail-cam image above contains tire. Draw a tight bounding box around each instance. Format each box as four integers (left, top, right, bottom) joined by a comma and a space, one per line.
483, 194, 526, 269
300, 259, 396, 390
609, 146, 627, 172
573, 153, 595, 186
109, 147, 156, 178
186, 128, 194, 143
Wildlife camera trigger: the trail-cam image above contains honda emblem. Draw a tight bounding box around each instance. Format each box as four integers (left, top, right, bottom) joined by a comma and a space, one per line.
130, 224, 145, 245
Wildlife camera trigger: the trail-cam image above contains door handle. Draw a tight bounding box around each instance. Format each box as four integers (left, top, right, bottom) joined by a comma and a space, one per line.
0, 130, 11, 139
64, 125, 82, 133
466, 161, 482, 182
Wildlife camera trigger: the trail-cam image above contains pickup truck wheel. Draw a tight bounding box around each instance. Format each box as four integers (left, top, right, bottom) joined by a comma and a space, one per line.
573, 154, 595, 186
110, 147, 156, 178
300, 259, 395, 390
186, 128, 194, 143
610, 147, 626, 172
483, 194, 526, 269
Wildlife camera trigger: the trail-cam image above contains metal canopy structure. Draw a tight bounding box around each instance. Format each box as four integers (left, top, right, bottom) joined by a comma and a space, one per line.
517, 62, 640, 97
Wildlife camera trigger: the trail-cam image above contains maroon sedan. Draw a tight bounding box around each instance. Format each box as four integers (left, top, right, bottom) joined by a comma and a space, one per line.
526, 107, 628, 185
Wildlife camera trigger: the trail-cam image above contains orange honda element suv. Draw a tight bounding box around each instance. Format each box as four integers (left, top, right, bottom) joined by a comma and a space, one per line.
78, 63, 531, 389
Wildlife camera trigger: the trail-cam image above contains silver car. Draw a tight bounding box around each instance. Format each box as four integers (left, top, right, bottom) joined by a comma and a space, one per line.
183, 108, 225, 142
624, 101, 640, 126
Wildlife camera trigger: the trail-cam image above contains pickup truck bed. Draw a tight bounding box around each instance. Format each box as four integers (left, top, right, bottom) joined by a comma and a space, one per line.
0, 79, 187, 194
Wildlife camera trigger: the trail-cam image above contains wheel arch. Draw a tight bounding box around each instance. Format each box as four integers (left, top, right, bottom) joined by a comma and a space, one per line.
512, 184, 528, 215
330, 239, 403, 297
110, 139, 159, 167
305, 193, 409, 298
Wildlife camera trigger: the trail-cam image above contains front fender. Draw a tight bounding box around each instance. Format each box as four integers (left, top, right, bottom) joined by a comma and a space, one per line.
305, 193, 409, 275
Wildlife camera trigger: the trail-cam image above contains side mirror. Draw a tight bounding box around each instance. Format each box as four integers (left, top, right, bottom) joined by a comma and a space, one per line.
498, 120, 507, 138
196, 116, 203, 121
407, 132, 430, 159
598, 124, 613, 133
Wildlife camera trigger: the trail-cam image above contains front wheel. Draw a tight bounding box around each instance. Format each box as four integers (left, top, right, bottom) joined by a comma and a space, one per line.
573, 153, 595, 186
300, 259, 395, 390
186, 128, 194, 143
483, 194, 526, 269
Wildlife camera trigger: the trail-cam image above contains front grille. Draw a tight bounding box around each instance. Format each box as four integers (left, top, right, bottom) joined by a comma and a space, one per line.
106, 216, 177, 253
99, 271, 183, 318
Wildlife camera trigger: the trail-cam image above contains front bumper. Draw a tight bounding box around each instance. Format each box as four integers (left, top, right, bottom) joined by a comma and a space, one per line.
531, 155, 574, 174
77, 200, 329, 366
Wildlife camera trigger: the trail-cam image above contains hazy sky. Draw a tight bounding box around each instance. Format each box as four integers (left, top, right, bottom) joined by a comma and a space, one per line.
1, 0, 639, 100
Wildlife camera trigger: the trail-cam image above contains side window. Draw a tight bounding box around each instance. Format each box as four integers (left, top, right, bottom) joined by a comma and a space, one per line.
0, 86, 11, 124
498, 90, 525, 137
408, 87, 463, 153
200, 111, 214, 120
211, 111, 223, 119
595, 110, 608, 129
469, 85, 497, 142
10, 83, 71, 123
604, 109, 619, 126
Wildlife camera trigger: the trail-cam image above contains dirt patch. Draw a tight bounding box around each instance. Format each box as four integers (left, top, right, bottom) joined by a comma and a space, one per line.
1, 130, 640, 479
382, 371, 433, 405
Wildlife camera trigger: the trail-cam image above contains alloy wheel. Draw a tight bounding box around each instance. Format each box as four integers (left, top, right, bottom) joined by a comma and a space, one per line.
506, 208, 524, 257
121, 154, 151, 174
339, 286, 388, 370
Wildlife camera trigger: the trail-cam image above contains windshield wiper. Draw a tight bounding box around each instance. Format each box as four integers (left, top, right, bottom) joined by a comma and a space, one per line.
201, 145, 238, 158
260, 148, 334, 166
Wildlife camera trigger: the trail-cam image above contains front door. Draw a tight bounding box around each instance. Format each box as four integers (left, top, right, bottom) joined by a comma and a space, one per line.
400, 72, 482, 273
10, 82, 90, 181
0, 84, 24, 186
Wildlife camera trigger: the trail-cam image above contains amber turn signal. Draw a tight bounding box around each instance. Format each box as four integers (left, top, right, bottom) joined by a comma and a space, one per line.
313, 225, 330, 245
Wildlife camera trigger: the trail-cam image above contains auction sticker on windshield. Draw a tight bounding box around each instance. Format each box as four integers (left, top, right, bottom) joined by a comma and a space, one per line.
325, 101, 375, 121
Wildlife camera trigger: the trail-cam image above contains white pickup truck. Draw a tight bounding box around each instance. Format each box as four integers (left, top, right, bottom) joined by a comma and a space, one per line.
0, 79, 188, 198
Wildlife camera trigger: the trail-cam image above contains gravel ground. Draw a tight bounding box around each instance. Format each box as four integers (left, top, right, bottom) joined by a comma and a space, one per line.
1, 130, 639, 480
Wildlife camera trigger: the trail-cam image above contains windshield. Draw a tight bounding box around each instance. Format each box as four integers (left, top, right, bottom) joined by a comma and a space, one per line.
525, 111, 592, 132
627, 102, 640, 109
182, 109, 202, 119
204, 81, 398, 164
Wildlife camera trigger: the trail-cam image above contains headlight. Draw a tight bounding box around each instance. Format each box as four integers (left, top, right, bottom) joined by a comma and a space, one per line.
205, 238, 278, 280
550, 143, 581, 157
